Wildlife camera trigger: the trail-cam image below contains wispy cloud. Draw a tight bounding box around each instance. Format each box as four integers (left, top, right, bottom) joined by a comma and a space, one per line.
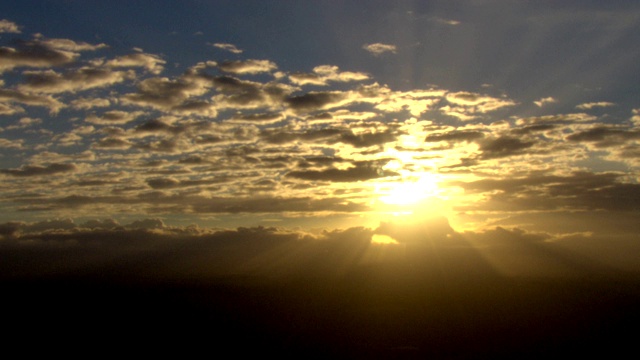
211, 42, 243, 54
534, 97, 557, 107
362, 43, 397, 56
576, 101, 615, 110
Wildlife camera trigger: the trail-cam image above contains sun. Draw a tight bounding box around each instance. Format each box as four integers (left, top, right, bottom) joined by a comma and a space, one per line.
373, 170, 445, 216
377, 176, 438, 206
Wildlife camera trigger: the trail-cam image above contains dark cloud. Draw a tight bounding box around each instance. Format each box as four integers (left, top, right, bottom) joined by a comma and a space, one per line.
72, 180, 119, 187
86, 110, 144, 125
135, 119, 184, 134
424, 130, 485, 143
0, 41, 77, 72
188, 196, 368, 213
18, 68, 132, 93
566, 126, 640, 147
260, 128, 342, 145
11, 191, 370, 214
211, 75, 261, 93
0, 88, 64, 113
454, 171, 640, 212
146, 177, 226, 189
228, 112, 285, 123
217, 59, 277, 74
134, 139, 179, 153
121, 76, 213, 114
285, 91, 347, 113
335, 129, 398, 148
1, 163, 76, 177
194, 134, 224, 144
510, 124, 557, 135
286, 160, 398, 182
455, 171, 620, 194
478, 136, 535, 159
93, 137, 131, 149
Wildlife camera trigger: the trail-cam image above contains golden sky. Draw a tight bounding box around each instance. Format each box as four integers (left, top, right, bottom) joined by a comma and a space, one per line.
0, 1, 639, 272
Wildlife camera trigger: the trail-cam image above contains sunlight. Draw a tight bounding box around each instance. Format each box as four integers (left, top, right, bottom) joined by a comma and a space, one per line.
377, 176, 439, 206
371, 234, 399, 245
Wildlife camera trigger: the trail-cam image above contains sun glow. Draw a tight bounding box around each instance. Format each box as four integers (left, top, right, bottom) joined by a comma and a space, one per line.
377, 175, 439, 206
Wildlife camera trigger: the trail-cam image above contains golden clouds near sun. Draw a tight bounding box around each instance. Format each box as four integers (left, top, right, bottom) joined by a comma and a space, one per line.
376, 175, 439, 206
371, 234, 399, 245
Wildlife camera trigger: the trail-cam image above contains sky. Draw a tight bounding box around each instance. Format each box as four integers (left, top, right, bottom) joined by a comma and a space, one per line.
2, 0, 640, 356
1, 0, 640, 266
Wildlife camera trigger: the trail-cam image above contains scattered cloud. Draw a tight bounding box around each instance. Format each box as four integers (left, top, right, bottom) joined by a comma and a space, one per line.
289, 65, 369, 86
433, 17, 461, 26
0, 19, 21, 34
105, 52, 166, 74
362, 43, 397, 56
1, 163, 77, 177
211, 42, 243, 54
217, 59, 277, 74
534, 97, 557, 107
85, 110, 146, 125
18, 68, 134, 93
576, 101, 616, 110
0, 16, 638, 257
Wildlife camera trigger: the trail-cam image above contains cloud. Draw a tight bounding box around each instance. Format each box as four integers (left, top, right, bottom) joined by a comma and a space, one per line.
121, 76, 213, 113
1, 163, 77, 177
260, 127, 342, 144
566, 126, 640, 147
285, 91, 349, 113
534, 97, 557, 107
445, 91, 516, 112
18, 68, 133, 93
85, 110, 146, 125
288, 72, 325, 86
439, 91, 516, 121
286, 160, 398, 182
134, 118, 185, 134
105, 52, 166, 74
0, 88, 64, 113
2, 117, 42, 131
211, 43, 243, 54
375, 89, 443, 116
515, 113, 596, 126
435, 18, 461, 26
313, 65, 370, 82
36, 37, 108, 52
0, 102, 24, 115
146, 177, 225, 189
288, 66, 369, 86
576, 102, 615, 110
362, 43, 397, 56
453, 171, 640, 213
425, 130, 485, 143
334, 129, 398, 148
0, 43, 77, 72
0, 138, 24, 149
217, 59, 277, 74
93, 137, 132, 149
478, 136, 535, 159
0, 19, 21, 34
227, 112, 285, 124
70, 97, 111, 109
632, 109, 640, 126
0, 35, 106, 73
